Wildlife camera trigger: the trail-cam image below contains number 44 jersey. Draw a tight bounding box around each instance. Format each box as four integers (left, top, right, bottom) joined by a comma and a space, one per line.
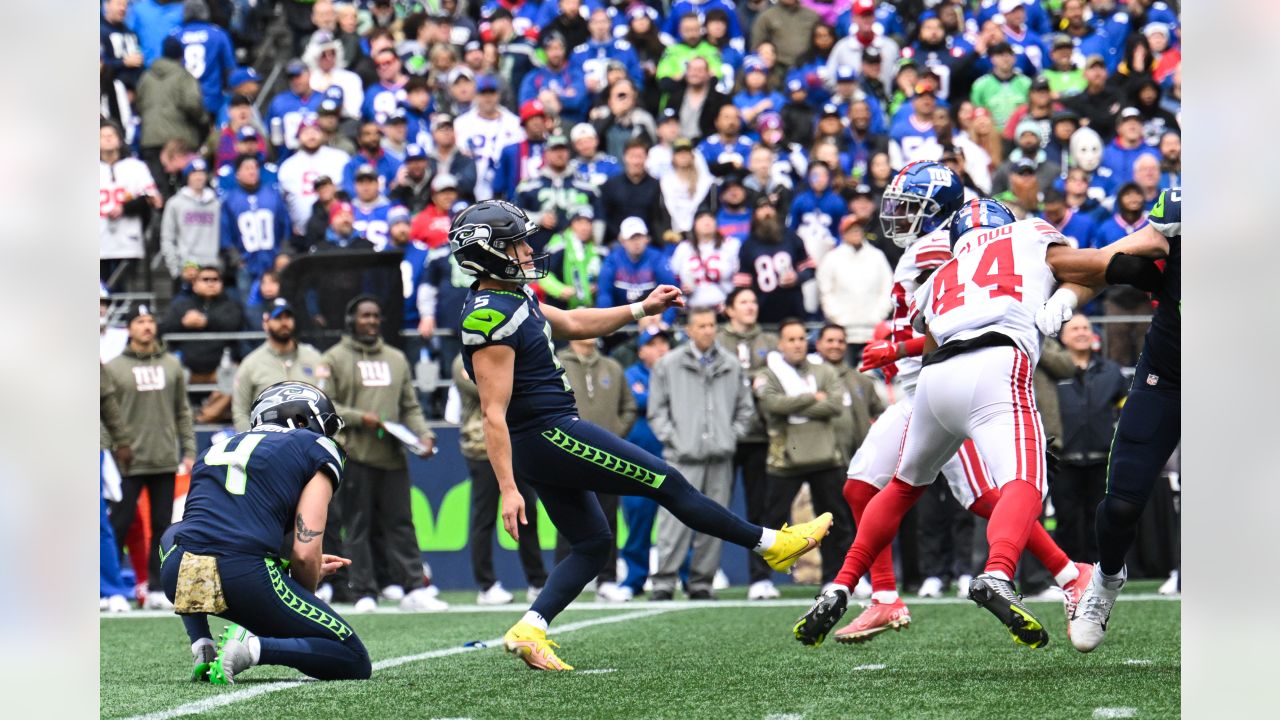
915, 218, 1065, 366
176, 426, 345, 558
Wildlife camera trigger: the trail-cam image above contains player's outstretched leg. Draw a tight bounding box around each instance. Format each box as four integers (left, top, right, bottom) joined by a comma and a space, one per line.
831, 478, 911, 645
968, 479, 1049, 648
794, 478, 926, 646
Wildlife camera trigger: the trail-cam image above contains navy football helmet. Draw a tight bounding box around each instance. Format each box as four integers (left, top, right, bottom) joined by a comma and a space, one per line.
880, 161, 966, 248
949, 198, 1017, 247
250, 381, 344, 438
448, 199, 548, 283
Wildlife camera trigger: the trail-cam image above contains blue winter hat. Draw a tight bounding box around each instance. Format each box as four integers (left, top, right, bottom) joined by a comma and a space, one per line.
236, 125, 260, 142
228, 67, 261, 88
388, 205, 412, 225
785, 71, 805, 94
476, 75, 499, 93
405, 144, 427, 161
835, 65, 857, 83
182, 157, 209, 178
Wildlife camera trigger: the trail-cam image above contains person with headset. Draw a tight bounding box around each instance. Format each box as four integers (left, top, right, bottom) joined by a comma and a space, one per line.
317, 295, 443, 612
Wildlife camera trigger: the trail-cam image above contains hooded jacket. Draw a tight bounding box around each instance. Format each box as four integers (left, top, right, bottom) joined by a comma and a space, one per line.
319, 334, 434, 469
160, 186, 221, 278
134, 56, 206, 150
717, 324, 778, 444
825, 360, 885, 466
102, 342, 195, 474
648, 343, 753, 464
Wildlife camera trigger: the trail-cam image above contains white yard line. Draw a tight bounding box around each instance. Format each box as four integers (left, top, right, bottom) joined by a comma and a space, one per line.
103, 593, 1179, 620
1124, 659, 1154, 666
1093, 708, 1138, 718
121, 607, 675, 720
851, 664, 886, 671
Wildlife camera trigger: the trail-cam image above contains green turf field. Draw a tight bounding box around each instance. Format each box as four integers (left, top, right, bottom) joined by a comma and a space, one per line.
101, 582, 1179, 720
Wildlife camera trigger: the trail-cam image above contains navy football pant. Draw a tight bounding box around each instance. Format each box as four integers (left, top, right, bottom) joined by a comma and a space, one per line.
160, 527, 371, 681
512, 418, 763, 622
1096, 355, 1181, 576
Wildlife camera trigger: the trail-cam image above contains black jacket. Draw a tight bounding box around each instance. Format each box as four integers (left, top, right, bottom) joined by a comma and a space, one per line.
159, 292, 247, 374
601, 171, 668, 243
1063, 85, 1122, 140
1055, 355, 1128, 465
661, 84, 732, 143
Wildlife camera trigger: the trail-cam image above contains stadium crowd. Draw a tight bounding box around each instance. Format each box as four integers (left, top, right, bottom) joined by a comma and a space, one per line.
99, 0, 1180, 610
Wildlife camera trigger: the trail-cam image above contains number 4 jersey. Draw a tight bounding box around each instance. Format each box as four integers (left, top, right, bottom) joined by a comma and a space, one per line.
176, 426, 345, 558
916, 218, 1066, 365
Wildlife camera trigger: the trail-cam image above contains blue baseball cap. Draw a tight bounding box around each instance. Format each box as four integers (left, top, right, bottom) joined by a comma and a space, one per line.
285, 59, 307, 77
182, 157, 209, 177
268, 298, 295, 319
388, 205, 412, 225
236, 126, 260, 142
785, 71, 805, 93
228, 67, 261, 88
405, 144, 427, 161
637, 327, 672, 348
835, 65, 857, 83
743, 55, 766, 74
476, 74, 499, 93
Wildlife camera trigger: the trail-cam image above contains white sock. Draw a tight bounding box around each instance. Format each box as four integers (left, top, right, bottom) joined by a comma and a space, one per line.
827, 585, 850, 597
753, 527, 778, 553
871, 590, 899, 604
1054, 562, 1080, 587
246, 635, 261, 665
987, 570, 1011, 582
521, 610, 549, 632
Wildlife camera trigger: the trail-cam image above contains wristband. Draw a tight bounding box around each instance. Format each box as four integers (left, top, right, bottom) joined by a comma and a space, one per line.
630, 302, 646, 320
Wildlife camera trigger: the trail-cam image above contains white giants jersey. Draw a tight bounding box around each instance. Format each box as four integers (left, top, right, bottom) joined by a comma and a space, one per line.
669, 237, 741, 309
100, 158, 158, 260
278, 146, 351, 228
888, 229, 953, 391
454, 108, 524, 201
915, 218, 1066, 365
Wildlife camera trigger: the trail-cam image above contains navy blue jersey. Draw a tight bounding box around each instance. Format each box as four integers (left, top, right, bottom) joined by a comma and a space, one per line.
1142, 188, 1181, 386
460, 286, 577, 435
177, 427, 345, 558
732, 232, 816, 324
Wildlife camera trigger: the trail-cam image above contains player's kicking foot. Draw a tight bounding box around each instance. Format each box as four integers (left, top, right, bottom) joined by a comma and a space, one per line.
209, 624, 257, 685
763, 513, 834, 573
190, 638, 216, 682
793, 587, 847, 647
833, 599, 912, 644
967, 574, 1049, 649
1060, 562, 1094, 630
503, 621, 574, 671
1069, 564, 1126, 653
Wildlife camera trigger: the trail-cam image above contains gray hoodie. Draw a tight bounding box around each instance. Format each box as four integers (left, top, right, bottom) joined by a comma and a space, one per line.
161, 186, 221, 277
648, 342, 753, 463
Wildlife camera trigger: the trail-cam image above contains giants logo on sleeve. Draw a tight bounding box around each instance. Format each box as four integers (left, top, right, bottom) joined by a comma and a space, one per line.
132, 366, 166, 392
357, 360, 392, 387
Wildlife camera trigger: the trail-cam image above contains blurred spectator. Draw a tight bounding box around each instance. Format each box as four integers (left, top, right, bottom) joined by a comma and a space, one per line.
456, 75, 523, 200
1101, 108, 1160, 185
556, 338, 637, 602
492, 100, 549, 200
1092, 182, 1151, 366
788, 161, 846, 266
602, 139, 665, 244
1158, 132, 1181, 189
389, 144, 432, 213
135, 36, 207, 174
699, 105, 754, 178
127, 0, 186, 66
424, 113, 479, 201
453, 356, 547, 605
267, 61, 325, 157
541, 206, 607, 310
380, 110, 410, 162
1043, 34, 1086, 99
103, 303, 195, 610
515, 133, 604, 248
813, 323, 884, 466
1057, 0, 1116, 71
1062, 54, 1121, 140
278, 117, 351, 247
967, 106, 1006, 172
827, 0, 899, 90
845, 99, 890, 182
889, 81, 942, 169
716, 173, 754, 244
750, 0, 819, 75
437, 67, 476, 121
101, 0, 144, 90
316, 98, 358, 155
1068, 126, 1117, 201
363, 48, 408, 121
410, 174, 461, 250
993, 120, 1060, 195
648, 307, 753, 600
744, 144, 795, 218
350, 164, 393, 250
570, 123, 621, 187
521, 32, 590, 125
597, 217, 677, 310
419, 217, 470, 374
658, 15, 724, 99
99, 363, 134, 612
1130, 77, 1179, 146
160, 157, 221, 290
1002, 76, 1063, 148
384, 206, 429, 337
542, 0, 590, 50
718, 287, 778, 598
221, 154, 291, 301
1054, 314, 1128, 563
244, 265, 286, 325
756, 318, 853, 587
1092, 182, 1149, 250
1063, 167, 1109, 226
1132, 154, 1162, 209
1044, 109, 1081, 170
159, 265, 245, 419
592, 79, 657, 159
312, 200, 374, 251
780, 74, 818, 148
618, 326, 673, 598
320, 296, 441, 612
817, 217, 892, 361
213, 117, 266, 176
402, 77, 432, 148
342, 121, 400, 195
671, 210, 741, 310
100, 121, 163, 290
969, 42, 1028, 137
661, 138, 715, 234
1039, 187, 1097, 249
733, 198, 814, 324
173, 0, 235, 115
306, 31, 364, 119
231, 299, 325, 432
662, 56, 730, 143
302, 175, 340, 249
575, 8, 643, 94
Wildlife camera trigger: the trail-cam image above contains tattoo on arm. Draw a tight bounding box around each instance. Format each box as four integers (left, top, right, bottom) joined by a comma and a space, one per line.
295, 514, 322, 544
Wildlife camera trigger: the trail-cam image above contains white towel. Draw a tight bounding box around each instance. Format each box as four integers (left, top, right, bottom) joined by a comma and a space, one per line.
766, 351, 817, 425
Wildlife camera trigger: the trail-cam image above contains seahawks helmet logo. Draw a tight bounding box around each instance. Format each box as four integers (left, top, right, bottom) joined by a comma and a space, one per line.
450, 223, 493, 252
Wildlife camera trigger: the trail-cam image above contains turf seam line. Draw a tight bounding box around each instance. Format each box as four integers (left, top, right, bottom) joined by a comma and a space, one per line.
120, 607, 677, 720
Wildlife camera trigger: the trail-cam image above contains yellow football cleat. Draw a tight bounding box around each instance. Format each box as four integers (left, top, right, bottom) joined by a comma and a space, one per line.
762, 512, 833, 573
503, 621, 575, 671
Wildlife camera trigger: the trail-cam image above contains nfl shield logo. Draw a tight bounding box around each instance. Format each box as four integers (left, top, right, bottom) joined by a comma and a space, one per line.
1146, 374, 1159, 386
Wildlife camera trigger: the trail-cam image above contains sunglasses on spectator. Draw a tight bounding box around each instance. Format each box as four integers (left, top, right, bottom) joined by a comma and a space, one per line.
197, 275, 222, 283
613, 92, 629, 100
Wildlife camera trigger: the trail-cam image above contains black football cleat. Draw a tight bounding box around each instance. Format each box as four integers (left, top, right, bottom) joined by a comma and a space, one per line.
967, 573, 1049, 649
793, 589, 848, 647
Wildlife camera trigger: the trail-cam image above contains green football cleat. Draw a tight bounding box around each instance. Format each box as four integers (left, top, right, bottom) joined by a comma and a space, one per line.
190, 638, 216, 682
793, 589, 848, 647
209, 624, 257, 685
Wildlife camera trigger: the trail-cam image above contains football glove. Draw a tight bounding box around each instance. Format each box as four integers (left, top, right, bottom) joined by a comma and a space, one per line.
1035, 288, 1078, 337
859, 340, 899, 372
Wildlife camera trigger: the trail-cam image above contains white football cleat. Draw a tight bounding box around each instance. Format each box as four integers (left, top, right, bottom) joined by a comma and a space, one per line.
209, 625, 258, 685
400, 587, 449, 611
381, 584, 405, 602
477, 581, 515, 606
852, 576, 874, 599
353, 596, 379, 613
107, 594, 133, 613
595, 582, 632, 603
315, 582, 334, 604
144, 591, 174, 610
1158, 570, 1179, 596
956, 574, 973, 598
917, 576, 944, 598
1069, 564, 1126, 653
747, 579, 781, 600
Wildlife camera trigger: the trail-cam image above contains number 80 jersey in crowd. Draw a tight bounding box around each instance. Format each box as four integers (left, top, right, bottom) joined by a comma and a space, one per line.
176, 426, 345, 558
915, 219, 1066, 366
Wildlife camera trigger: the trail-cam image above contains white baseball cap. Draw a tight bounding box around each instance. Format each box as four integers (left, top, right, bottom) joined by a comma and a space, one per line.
570, 122, 597, 142
619, 216, 648, 239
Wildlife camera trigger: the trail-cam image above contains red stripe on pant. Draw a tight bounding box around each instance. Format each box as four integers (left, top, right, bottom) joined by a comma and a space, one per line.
1009, 351, 1026, 487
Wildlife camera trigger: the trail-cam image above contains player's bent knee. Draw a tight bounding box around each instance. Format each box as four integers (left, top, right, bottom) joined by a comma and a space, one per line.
1098, 494, 1145, 526
572, 533, 614, 567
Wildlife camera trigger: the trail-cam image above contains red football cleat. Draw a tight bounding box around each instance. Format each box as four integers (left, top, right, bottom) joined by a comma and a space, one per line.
833, 599, 912, 644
